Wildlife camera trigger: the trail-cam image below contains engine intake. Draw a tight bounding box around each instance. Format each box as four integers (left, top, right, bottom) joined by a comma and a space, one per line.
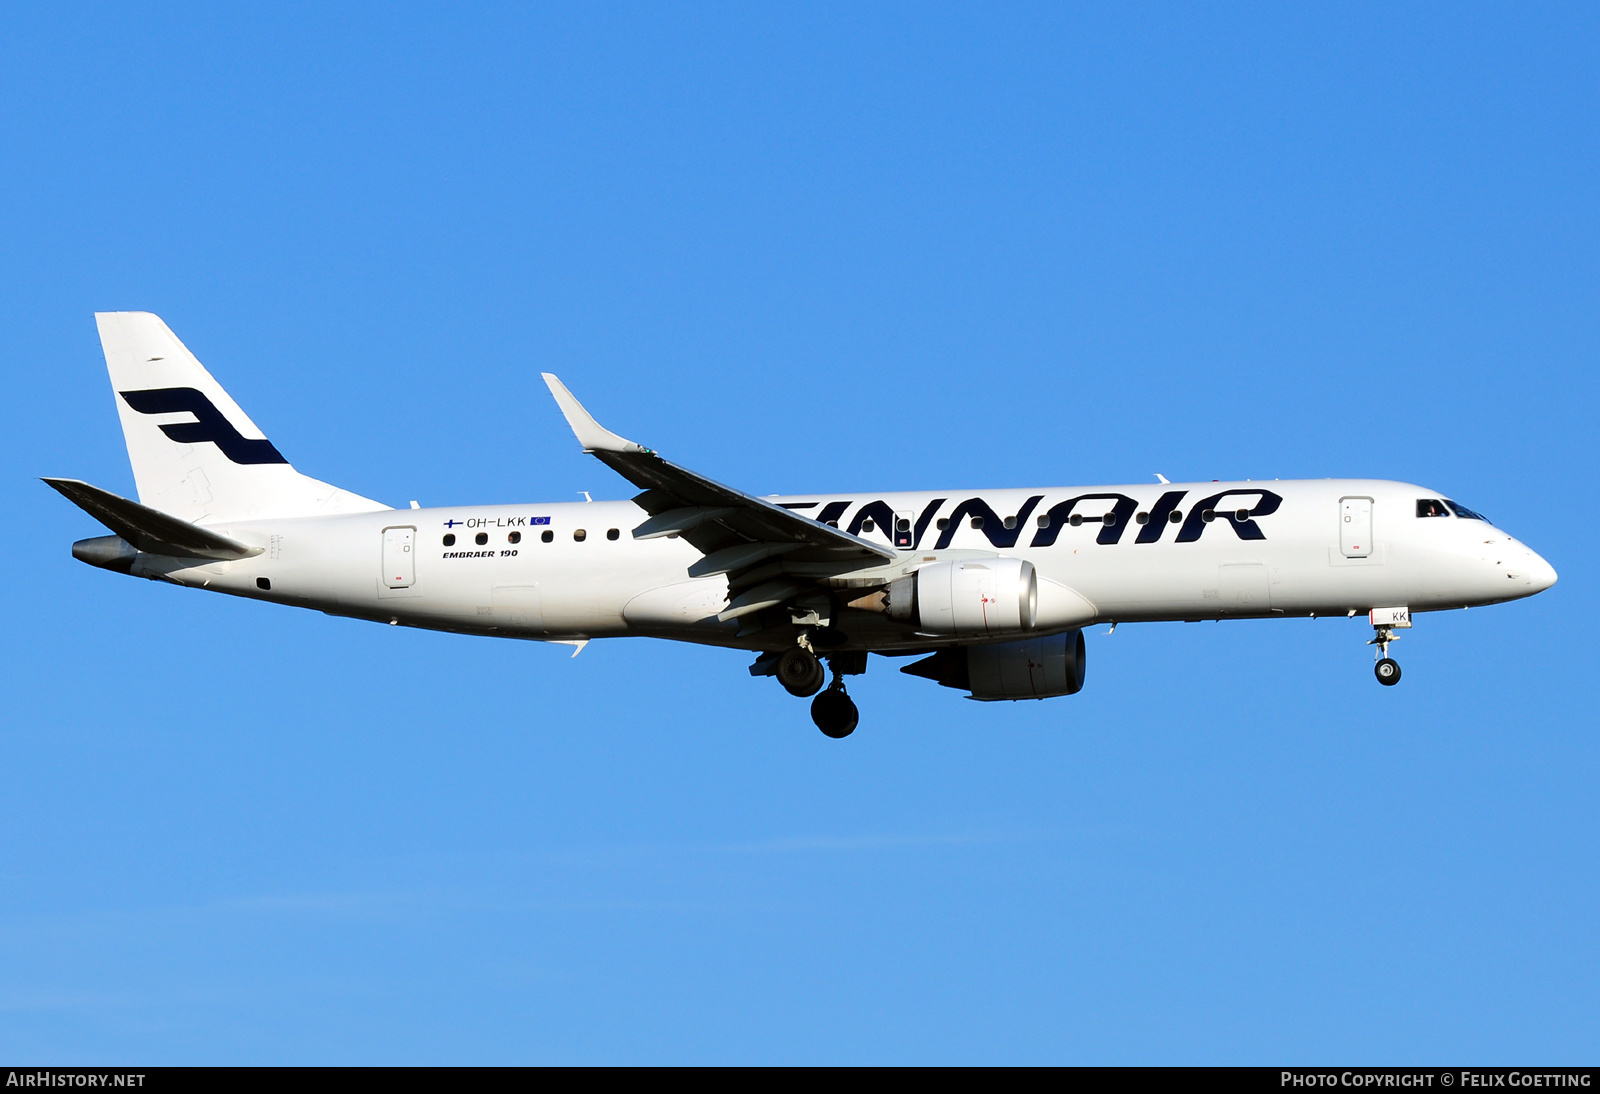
901, 630, 1087, 700
885, 558, 1037, 636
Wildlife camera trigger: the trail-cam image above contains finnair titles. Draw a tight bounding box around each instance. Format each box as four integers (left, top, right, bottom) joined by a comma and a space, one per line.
50, 313, 1558, 738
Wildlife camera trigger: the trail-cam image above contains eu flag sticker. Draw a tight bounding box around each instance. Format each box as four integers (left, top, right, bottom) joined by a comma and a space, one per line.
530, 516, 551, 525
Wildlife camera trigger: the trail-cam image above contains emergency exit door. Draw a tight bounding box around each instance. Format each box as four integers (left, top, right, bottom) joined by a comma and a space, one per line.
894, 510, 916, 549
383, 526, 416, 588
1340, 498, 1372, 558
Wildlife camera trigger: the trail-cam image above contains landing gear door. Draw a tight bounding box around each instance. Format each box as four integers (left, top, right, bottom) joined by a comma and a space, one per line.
383, 526, 416, 588
1340, 497, 1372, 558
894, 510, 916, 549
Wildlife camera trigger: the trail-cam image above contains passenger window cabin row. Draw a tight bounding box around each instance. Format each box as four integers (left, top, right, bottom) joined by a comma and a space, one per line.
441, 528, 621, 547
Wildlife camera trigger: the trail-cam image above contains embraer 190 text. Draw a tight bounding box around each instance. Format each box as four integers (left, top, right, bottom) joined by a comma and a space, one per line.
49, 314, 1558, 737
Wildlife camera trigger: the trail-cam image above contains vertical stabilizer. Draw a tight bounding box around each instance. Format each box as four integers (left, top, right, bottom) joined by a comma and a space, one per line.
96, 312, 389, 522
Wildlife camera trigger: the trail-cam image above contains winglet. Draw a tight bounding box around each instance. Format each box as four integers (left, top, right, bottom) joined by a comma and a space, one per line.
541, 374, 649, 454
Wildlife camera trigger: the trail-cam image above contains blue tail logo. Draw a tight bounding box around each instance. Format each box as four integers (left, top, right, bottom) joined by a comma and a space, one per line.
119, 388, 288, 465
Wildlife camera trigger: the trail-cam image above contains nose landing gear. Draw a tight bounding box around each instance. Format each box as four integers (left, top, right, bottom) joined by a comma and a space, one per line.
1367, 606, 1411, 686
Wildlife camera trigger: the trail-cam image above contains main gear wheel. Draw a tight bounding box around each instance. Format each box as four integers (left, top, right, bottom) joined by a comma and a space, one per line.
811, 686, 859, 738
776, 646, 826, 697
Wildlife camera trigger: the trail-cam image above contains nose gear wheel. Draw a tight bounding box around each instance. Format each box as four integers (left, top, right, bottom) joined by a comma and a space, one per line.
1368, 621, 1403, 686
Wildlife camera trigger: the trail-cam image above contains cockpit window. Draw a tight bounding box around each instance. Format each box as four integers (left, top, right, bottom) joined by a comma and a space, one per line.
1445, 500, 1491, 523
1416, 499, 1451, 518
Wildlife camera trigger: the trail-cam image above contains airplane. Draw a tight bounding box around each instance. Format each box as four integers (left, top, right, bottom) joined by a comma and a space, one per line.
48, 312, 1558, 738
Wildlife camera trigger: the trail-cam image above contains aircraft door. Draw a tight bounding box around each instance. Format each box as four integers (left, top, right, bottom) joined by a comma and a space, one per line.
1340, 497, 1372, 558
383, 526, 416, 588
894, 510, 916, 549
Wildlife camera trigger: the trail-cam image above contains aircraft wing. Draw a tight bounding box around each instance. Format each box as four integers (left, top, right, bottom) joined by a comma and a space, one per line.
43, 478, 263, 561
542, 374, 894, 575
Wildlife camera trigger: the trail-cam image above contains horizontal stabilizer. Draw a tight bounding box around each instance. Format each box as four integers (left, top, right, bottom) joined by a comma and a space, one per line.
43, 478, 262, 561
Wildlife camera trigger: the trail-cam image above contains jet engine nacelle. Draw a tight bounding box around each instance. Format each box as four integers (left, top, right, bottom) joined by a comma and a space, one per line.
901, 630, 1088, 700
885, 558, 1037, 636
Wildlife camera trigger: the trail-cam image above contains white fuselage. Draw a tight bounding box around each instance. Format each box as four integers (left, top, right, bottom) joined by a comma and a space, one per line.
126, 478, 1555, 652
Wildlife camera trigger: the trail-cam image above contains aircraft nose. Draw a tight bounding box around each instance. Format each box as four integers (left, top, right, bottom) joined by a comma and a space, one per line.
1528, 550, 1558, 594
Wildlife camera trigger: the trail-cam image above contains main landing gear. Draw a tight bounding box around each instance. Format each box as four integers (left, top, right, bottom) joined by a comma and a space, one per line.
761, 643, 862, 737
775, 645, 826, 698
811, 671, 859, 739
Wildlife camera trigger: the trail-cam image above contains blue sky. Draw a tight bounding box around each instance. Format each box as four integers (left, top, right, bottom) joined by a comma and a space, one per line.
1, 3, 1596, 1063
